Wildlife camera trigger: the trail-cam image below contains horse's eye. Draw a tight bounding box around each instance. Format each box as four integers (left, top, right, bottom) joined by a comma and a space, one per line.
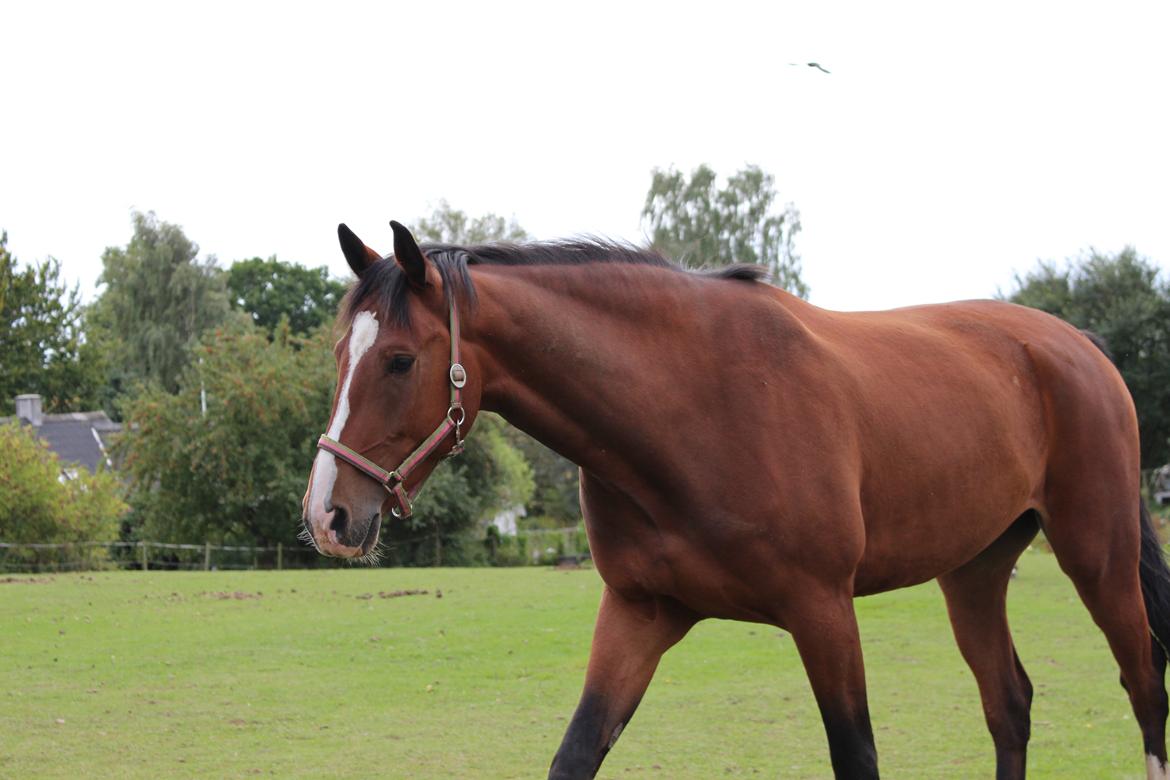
388, 355, 415, 374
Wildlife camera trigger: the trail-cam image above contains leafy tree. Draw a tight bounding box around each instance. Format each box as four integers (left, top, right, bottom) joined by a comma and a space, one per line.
0, 422, 126, 569
118, 316, 335, 548
412, 199, 528, 244
226, 256, 347, 336
90, 212, 229, 398
500, 425, 581, 525
1007, 247, 1170, 469
642, 164, 809, 297
0, 231, 106, 414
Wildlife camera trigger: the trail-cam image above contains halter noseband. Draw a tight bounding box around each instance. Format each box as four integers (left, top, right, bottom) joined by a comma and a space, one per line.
316, 300, 467, 520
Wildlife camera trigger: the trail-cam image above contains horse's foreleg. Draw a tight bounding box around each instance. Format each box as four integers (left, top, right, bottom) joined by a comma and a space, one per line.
787, 591, 879, 780
548, 586, 696, 780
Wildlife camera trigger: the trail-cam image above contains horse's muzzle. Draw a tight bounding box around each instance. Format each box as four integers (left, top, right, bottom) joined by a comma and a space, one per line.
305, 506, 381, 558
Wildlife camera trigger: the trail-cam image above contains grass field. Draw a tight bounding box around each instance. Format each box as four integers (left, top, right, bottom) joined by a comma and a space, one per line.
0, 547, 1151, 779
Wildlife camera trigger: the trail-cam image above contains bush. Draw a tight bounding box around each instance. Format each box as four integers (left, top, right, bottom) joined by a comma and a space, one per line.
0, 422, 126, 569
491, 533, 529, 567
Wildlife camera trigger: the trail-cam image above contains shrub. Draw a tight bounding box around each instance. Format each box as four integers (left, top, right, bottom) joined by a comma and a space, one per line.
0, 422, 126, 569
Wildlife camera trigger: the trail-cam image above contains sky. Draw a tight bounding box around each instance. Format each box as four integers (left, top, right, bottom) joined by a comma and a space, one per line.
3, 1, 1168, 312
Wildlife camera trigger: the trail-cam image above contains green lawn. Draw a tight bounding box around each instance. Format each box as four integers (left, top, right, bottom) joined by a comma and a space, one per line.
0, 548, 1150, 778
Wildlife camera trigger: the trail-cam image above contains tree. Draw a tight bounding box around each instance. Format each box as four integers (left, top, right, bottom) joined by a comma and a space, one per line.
90, 212, 229, 398
0, 231, 106, 414
412, 199, 528, 244
118, 316, 336, 548
641, 164, 809, 297
0, 422, 126, 569
500, 425, 581, 525
226, 256, 347, 336
1007, 247, 1170, 469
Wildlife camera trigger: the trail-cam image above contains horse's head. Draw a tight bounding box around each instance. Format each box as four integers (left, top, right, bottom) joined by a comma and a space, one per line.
302, 221, 476, 559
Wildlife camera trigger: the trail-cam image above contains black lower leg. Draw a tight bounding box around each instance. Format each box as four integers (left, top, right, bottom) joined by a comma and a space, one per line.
1141, 638, 1169, 764
819, 703, 879, 779
990, 650, 1033, 780
548, 691, 634, 780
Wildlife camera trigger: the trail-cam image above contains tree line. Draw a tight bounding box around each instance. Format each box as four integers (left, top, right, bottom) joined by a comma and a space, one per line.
2, 164, 1167, 567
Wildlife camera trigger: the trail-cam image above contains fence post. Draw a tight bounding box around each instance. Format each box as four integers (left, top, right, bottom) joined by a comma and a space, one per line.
253, 547, 259, 570
140, 541, 148, 571
204, 542, 211, 571
277, 542, 283, 571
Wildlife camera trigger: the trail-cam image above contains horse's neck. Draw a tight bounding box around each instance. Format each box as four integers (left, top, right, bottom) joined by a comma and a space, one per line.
468, 266, 699, 480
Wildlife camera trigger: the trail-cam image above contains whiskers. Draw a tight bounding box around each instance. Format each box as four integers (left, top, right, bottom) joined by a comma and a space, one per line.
297, 524, 321, 554
355, 539, 385, 566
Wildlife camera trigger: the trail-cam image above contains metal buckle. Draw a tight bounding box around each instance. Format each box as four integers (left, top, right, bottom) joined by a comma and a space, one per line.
449, 363, 467, 388
446, 405, 466, 427
384, 471, 410, 518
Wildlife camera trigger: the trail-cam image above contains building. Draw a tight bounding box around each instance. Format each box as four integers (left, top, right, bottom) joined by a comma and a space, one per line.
1, 394, 121, 478
489, 504, 526, 536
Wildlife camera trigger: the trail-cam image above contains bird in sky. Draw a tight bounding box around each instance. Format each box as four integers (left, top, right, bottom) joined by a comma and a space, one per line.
789, 62, 831, 74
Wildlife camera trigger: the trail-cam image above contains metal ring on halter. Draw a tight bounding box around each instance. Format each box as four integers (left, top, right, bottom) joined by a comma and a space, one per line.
449, 363, 467, 388
391, 493, 413, 519
446, 405, 467, 427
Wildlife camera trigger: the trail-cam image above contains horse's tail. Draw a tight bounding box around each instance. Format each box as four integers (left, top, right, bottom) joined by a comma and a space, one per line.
1081, 328, 1170, 661
1139, 502, 1170, 662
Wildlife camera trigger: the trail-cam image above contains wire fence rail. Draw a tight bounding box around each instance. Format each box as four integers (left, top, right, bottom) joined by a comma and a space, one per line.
0, 527, 589, 573
0, 540, 318, 573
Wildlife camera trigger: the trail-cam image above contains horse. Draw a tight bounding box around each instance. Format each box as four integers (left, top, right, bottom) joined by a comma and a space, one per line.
301, 220, 1170, 779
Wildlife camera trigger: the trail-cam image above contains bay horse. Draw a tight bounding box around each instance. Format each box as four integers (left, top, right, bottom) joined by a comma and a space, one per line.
302, 220, 1170, 779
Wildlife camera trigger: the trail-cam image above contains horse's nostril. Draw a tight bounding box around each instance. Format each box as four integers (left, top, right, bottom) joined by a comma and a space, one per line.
329, 506, 349, 537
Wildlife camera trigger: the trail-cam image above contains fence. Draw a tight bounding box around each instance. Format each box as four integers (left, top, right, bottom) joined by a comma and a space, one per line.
0, 526, 591, 573
0, 540, 326, 573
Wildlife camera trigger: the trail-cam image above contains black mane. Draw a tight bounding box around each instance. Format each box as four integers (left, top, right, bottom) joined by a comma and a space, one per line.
340, 237, 766, 329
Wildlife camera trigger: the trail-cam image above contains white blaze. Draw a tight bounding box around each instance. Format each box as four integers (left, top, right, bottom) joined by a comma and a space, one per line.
309, 311, 379, 524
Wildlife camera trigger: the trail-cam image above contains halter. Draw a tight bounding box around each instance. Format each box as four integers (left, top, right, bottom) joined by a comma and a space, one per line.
316, 300, 467, 520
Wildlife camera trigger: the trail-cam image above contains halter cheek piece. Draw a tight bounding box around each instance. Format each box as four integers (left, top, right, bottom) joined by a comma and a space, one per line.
316, 301, 467, 520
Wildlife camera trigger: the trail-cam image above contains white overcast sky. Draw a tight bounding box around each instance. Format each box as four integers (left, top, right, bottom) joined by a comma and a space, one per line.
3, 1, 1168, 311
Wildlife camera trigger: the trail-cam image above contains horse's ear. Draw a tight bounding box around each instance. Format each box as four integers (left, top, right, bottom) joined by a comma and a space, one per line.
337, 224, 382, 278
390, 220, 429, 290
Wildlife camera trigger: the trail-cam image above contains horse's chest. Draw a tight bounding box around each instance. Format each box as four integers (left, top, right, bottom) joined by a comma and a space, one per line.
586, 518, 678, 597
585, 512, 779, 619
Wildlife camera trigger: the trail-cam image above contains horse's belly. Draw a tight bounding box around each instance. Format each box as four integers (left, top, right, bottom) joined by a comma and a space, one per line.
852, 479, 1036, 595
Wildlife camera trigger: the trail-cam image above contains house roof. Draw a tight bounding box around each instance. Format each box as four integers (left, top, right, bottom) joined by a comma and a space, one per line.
0, 411, 120, 473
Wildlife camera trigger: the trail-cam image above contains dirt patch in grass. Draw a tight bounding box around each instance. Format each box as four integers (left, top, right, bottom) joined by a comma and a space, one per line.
355, 589, 430, 600
203, 591, 263, 600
